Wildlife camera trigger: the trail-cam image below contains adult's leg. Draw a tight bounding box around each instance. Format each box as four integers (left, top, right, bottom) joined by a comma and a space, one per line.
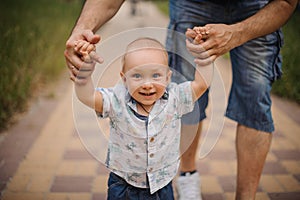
227, 27, 283, 199
167, 1, 226, 199
235, 124, 272, 200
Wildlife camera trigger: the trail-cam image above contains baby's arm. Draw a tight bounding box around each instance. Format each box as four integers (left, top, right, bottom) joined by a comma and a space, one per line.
186, 26, 213, 101
74, 40, 103, 63
73, 40, 104, 113
191, 67, 208, 102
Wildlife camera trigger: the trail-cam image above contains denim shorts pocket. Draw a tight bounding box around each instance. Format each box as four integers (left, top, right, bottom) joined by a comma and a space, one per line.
107, 173, 128, 200
264, 29, 284, 82
273, 30, 284, 81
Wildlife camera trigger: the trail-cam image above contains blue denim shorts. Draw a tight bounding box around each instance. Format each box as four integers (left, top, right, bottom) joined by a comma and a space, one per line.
166, 0, 283, 132
107, 172, 174, 200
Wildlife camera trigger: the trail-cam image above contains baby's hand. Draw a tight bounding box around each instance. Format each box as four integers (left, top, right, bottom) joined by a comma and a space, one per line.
74, 40, 96, 63
186, 26, 209, 44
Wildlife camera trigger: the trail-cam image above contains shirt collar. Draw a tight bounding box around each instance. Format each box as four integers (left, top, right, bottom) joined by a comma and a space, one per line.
127, 90, 169, 117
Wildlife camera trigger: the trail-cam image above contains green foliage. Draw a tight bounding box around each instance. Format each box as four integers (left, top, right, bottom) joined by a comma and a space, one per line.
152, 0, 169, 16
0, 0, 83, 130
272, 11, 300, 104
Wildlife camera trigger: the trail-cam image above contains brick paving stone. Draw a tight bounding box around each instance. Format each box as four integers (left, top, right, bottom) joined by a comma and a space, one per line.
255, 192, 271, 200
26, 174, 53, 193
56, 160, 98, 176
92, 193, 107, 200
281, 161, 300, 174
224, 192, 235, 200
64, 149, 94, 160
201, 176, 223, 193
294, 174, 300, 183
2, 192, 45, 200
5, 174, 31, 192
202, 193, 224, 200
46, 193, 91, 200
260, 175, 285, 193
209, 161, 236, 176
266, 152, 279, 162
271, 138, 298, 150
92, 175, 108, 193
272, 150, 300, 160
275, 175, 300, 192
196, 160, 211, 175
268, 192, 300, 200
262, 161, 288, 174
97, 164, 109, 174
208, 149, 236, 160
218, 176, 236, 192
51, 176, 93, 193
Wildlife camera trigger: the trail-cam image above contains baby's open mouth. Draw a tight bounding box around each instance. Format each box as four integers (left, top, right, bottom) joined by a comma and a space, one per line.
139, 92, 156, 96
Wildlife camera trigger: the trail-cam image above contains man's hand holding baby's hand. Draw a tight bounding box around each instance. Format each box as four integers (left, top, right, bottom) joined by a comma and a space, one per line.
73, 40, 99, 85
185, 26, 213, 66
186, 26, 209, 45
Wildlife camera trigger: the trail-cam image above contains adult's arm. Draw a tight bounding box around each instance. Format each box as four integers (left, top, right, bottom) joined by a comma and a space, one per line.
187, 0, 298, 65
73, 0, 125, 33
65, 0, 125, 83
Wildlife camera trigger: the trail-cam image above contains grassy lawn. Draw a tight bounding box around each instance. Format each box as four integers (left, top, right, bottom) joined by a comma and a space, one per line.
0, 0, 83, 130
272, 11, 300, 103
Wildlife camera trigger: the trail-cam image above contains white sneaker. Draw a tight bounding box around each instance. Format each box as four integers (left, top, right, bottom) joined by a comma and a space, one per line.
176, 172, 202, 200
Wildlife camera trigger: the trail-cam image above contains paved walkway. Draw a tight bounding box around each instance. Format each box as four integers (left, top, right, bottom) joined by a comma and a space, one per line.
1, 1, 300, 200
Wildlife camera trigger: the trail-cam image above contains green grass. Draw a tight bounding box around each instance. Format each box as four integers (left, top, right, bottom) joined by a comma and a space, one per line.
153, 0, 169, 16
0, 0, 83, 130
272, 11, 300, 104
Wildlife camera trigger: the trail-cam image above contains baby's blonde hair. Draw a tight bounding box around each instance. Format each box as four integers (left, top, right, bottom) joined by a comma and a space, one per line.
122, 37, 168, 72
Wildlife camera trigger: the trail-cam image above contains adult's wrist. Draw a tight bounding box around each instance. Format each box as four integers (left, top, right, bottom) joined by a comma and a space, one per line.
230, 22, 246, 48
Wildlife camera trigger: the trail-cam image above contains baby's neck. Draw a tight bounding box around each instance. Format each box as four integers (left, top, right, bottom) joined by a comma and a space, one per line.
136, 102, 154, 116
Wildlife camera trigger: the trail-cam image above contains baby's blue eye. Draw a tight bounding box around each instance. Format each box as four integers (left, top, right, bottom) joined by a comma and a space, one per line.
132, 74, 141, 78
153, 73, 161, 78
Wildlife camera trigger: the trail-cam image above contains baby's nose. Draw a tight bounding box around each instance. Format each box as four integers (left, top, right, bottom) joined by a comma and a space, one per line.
141, 81, 153, 89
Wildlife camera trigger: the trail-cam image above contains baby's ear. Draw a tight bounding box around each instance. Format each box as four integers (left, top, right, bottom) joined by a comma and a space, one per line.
120, 72, 126, 83
166, 70, 172, 84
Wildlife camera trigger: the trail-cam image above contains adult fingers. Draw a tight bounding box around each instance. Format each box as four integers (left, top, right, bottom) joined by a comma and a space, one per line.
64, 49, 83, 71
186, 39, 210, 60
194, 54, 217, 66
68, 62, 94, 84
186, 39, 206, 54
82, 30, 101, 44
74, 77, 88, 86
186, 28, 197, 39
90, 51, 104, 63
69, 68, 76, 82
79, 58, 95, 69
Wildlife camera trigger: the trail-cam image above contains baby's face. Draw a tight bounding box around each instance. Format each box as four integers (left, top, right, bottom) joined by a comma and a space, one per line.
121, 49, 171, 106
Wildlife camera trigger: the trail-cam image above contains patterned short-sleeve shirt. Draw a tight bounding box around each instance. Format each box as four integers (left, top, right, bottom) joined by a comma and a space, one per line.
97, 81, 194, 194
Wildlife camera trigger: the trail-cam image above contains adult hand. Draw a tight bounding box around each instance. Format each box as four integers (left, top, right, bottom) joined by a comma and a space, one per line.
64, 29, 103, 83
186, 23, 240, 66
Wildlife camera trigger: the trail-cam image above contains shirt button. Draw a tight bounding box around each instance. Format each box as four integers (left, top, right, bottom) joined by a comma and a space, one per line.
149, 153, 154, 158
150, 137, 155, 142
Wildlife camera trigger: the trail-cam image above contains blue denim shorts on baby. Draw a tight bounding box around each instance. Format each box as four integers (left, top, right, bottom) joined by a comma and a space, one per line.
107, 172, 174, 200
166, 0, 283, 132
